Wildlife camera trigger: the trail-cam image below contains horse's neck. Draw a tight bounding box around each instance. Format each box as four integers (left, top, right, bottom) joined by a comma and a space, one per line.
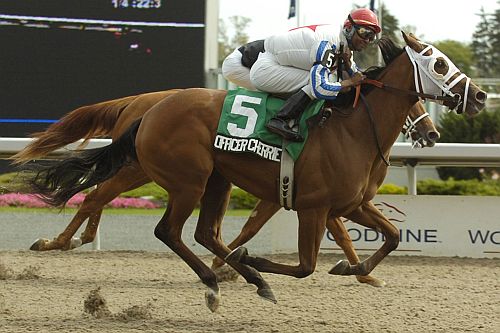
364, 55, 417, 152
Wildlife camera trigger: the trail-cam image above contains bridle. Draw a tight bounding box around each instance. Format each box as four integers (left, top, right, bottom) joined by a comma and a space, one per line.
402, 112, 430, 148
354, 44, 471, 114
352, 41, 472, 165
405, 45, 470, 114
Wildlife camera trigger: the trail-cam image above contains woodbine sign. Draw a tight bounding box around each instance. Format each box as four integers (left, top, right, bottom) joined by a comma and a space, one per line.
267, 195, 499, 258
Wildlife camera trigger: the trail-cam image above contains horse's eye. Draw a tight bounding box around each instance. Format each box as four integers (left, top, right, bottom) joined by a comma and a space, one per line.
435, 59, 447, 69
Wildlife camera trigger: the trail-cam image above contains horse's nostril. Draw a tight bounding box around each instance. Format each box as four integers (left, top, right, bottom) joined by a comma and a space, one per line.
475, 91, 487, 103
428, 131, 440, 142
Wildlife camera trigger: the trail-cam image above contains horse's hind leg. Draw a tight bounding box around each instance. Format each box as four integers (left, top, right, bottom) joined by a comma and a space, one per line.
326, 217, 385, 287
153, 189, 223, 312
30, 165, 148, 251
195, 171, 276, 303
79, 171, 150, 245
29, 206, 92, 251
329, 201, 399, 277
78, 209, 104, 245
211, 200, 281, 270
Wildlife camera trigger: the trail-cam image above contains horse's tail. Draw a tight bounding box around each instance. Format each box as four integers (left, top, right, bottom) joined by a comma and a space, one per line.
11, 95, 139, 164
27, 119, 141, 208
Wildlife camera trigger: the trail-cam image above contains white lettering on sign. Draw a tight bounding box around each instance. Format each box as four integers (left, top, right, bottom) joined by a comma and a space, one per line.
214, 135, 281, 162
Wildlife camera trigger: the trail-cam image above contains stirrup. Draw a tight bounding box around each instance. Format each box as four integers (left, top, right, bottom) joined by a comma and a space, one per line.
266, 119, 304, 142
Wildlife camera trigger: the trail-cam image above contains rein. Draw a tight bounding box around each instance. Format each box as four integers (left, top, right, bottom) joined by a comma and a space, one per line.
351, 76, 448, 166
359, 78, 460, 104
350, 69, 462, 165
357, 91, 391, 166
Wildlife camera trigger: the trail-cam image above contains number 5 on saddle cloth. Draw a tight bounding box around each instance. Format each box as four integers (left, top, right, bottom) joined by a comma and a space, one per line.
214, 88, 324, 163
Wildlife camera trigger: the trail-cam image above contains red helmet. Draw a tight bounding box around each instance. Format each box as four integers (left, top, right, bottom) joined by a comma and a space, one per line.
343, 8, 381, 34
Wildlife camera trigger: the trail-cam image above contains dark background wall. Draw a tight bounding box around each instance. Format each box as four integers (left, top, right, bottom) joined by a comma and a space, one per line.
0, 0, 206, 172
0, 0, 206, 137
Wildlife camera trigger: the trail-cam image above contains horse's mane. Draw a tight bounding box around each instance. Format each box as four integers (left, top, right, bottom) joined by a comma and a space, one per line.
378, 37, 405, 66
364, 36, 405, 79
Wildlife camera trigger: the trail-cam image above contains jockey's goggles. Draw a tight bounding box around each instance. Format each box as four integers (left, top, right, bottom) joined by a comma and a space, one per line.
347, 14, 377, 42
355, 26, 376, 42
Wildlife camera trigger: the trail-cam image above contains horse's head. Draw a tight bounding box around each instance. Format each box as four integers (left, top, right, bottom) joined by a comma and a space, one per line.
402, 32, 487, 116
402, 103, 440, 148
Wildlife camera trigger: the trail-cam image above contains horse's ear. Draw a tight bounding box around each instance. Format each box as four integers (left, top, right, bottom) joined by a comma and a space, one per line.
401, 31, 411, 44
401, 31, 424, 52
408, 32, 420, 41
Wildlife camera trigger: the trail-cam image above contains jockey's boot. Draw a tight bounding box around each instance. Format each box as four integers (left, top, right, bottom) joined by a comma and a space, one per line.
266, 90, 312, 142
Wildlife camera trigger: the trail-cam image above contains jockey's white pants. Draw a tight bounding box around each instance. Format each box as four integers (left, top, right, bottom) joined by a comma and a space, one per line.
222, 48, 343, 100
221, 49, 257, 90
249, 52, 310, 94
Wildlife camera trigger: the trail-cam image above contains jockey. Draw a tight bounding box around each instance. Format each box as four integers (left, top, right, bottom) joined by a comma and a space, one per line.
221, 8, 381, 142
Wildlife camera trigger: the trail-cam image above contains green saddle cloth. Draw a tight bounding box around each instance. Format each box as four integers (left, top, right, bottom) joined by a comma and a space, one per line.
215, 88, 324, 162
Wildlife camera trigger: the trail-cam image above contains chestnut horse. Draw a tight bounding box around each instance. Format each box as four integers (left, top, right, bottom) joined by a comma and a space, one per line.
22, 33, 486, 311
13, 89, 438, 289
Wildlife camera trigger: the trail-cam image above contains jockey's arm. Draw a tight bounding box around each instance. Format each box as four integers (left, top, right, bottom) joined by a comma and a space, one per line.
305, 40, 365, 99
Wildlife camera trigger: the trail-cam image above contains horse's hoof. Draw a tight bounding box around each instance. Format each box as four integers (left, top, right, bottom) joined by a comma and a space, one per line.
225, 246, 248, 263
257, 287, 277, 304
356, 275, 386, 288
213, 265, 239, 282
204, 288, 221, 313
69, 237, 83, 250
30, 239, 49, 251
329, 260, 351, 275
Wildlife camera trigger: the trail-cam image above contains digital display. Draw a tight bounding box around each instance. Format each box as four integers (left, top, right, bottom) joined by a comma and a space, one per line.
0, 0, 205, 140
112, 0, 161, 9
0, 1, 202, 23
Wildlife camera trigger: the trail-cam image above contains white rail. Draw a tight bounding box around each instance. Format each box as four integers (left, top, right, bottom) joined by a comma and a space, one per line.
1, 139, 499, 193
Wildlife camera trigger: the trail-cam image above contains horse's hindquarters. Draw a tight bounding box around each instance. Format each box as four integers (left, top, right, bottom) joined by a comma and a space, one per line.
135, 89, 225, 193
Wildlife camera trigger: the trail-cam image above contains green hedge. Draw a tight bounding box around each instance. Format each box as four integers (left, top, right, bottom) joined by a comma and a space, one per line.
416, 178, 500, 196
2, 172, 498, 210
377, 183, 407, 194
436, 109, 500, 180
228, 180, 500, 209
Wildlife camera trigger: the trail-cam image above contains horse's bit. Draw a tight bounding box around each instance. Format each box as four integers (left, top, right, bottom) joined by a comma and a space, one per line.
402, 112, 430, 148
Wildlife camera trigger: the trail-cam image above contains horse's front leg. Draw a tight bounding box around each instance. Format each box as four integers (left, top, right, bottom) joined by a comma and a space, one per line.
329, 201, 399, 277
226, 207, 328, 278
326, 217, 385, 287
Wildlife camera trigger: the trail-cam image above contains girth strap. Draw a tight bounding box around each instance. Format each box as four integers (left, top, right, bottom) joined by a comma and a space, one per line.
279, 140, 295, 210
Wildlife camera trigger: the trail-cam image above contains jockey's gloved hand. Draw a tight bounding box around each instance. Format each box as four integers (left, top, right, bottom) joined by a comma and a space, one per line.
340, 52, 352, 69
340, 72, 366, 92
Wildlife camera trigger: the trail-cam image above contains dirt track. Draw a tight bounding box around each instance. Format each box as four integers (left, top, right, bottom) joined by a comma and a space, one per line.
0, 250, 498, 333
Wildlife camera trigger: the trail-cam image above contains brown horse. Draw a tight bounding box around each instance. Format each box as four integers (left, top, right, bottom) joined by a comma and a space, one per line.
15, 90, 438, 289
16, 99, 438, 290
22, 33, 486, 311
